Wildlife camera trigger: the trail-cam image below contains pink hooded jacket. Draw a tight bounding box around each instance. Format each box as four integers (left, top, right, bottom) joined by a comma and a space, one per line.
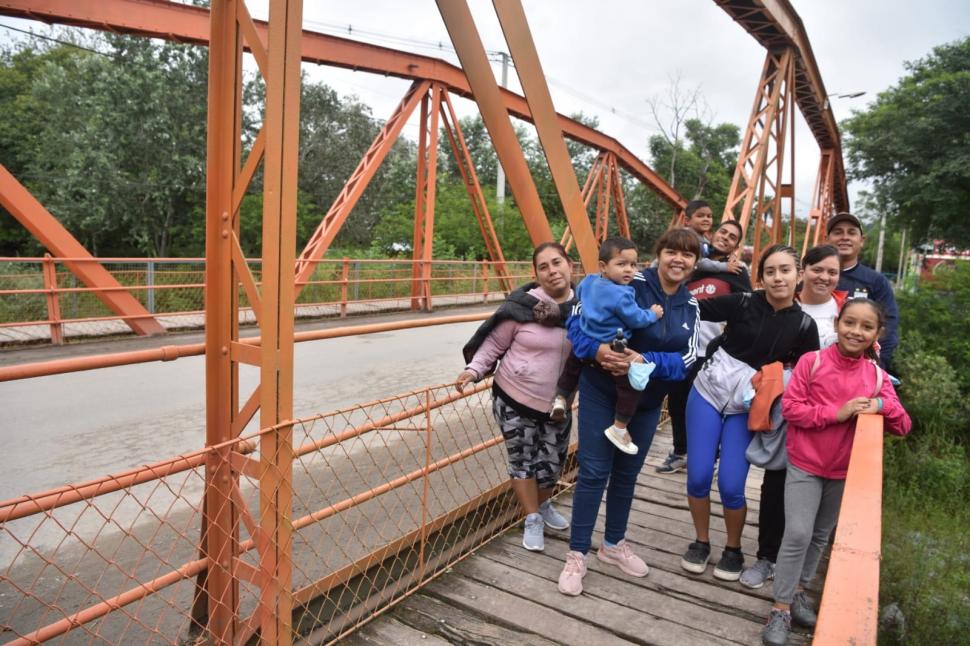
465, 287, 572, 413
782, 344, 911, 479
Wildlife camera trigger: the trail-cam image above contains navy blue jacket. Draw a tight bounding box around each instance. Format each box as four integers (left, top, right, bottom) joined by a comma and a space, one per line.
837, 263, 899, 370
569, 267, 700, 409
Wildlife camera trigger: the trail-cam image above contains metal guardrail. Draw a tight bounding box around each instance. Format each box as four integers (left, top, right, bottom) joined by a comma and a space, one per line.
814, 413, 884, 645
0, 256, 539, 345
0, 379, 577, 644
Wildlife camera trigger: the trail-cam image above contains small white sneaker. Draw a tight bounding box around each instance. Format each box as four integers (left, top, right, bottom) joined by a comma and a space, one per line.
604, 425, 638, 455
522, 512, 545, 551
549, 395, 568, 422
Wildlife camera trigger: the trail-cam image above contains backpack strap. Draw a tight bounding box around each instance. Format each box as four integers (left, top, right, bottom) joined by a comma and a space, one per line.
809, 349, 822, 378
871, 361, 884, 398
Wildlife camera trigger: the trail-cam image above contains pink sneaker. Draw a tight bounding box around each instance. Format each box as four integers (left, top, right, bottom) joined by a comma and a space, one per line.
557, 550, 587, 596
597, 539, 649, 577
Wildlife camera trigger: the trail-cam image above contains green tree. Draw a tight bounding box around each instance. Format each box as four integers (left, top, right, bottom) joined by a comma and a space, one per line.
842, 37, 970, 246
16, 34, 208, 256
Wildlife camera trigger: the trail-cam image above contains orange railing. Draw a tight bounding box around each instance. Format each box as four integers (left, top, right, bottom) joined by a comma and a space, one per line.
0, 380, 578, 644
0, 256, 540, 345
814, 413, 884, 645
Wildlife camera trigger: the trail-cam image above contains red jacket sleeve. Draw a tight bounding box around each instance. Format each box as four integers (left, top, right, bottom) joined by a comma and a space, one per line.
781, 352, 841, 431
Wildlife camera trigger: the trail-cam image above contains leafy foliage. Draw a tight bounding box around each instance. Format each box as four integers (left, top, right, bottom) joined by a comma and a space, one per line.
843, 37, 970, 246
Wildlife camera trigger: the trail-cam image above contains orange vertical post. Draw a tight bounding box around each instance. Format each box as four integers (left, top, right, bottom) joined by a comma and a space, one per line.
410, 85, 441, 312
203, 0, 242, 642
257, 0, 302, 643
41, 253, 64, 345
340, 256, 350, 318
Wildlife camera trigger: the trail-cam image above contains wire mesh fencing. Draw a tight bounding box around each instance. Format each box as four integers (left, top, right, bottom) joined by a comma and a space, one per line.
0, 379, 576, 644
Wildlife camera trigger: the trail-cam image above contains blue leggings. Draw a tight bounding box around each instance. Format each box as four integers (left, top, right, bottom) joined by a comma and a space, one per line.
685, 386, 752, 510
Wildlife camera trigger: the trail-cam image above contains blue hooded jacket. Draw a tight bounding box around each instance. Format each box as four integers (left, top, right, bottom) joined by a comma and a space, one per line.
569, 267, 700, 409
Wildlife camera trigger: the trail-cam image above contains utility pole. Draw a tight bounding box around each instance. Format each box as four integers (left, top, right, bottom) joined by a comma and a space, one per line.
875, 210, 887, 272
496, 51, 509, 205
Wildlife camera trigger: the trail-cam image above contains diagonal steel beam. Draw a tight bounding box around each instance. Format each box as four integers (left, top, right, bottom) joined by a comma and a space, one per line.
0, 0, 684, 212
435, 0, 554, 248
492, 0, 598, 272
0, 164, 164, 336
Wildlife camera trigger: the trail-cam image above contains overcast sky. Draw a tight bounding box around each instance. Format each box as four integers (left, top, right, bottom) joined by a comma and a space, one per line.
3, 0, 968, 218
252, 0, 968, 217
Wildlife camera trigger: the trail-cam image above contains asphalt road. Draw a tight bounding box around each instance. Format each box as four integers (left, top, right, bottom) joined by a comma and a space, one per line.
0, 307, 492, 500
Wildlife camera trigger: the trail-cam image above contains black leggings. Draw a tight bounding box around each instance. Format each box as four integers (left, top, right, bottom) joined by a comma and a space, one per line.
757, 467, 787, 562
665, 356, 704, 455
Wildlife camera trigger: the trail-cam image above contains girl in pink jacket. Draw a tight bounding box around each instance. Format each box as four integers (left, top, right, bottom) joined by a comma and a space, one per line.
762, 298, 911, 646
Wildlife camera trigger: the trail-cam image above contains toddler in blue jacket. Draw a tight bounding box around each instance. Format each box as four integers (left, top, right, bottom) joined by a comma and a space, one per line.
551, 237, 663, 454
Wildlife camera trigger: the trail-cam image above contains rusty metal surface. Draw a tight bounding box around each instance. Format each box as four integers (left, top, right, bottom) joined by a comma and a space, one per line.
0, 165, 164, 337
0, 381, 549, 644
0, 0, 685, 210
713, 0, 849, 212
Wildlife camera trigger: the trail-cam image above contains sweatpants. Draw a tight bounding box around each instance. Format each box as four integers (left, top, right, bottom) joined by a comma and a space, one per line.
772, 463, 845, 604
684, 387, 752, 510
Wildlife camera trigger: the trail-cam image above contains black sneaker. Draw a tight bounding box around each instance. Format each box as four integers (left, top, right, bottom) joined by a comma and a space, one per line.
762, 608, 791, 646
790, 591, 817, 627
680, 541, 711, 573
713, 547, 744, 581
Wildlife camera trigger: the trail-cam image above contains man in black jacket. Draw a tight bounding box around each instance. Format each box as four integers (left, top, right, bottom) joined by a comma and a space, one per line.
657, 220, 751, 474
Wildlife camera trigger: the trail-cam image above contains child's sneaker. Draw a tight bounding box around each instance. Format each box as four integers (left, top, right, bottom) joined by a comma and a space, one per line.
604, 425, 638, 455
549, 395, 568, 422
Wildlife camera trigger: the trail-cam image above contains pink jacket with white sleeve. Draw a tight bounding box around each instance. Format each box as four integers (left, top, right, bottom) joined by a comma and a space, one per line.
782, 343, 911, 479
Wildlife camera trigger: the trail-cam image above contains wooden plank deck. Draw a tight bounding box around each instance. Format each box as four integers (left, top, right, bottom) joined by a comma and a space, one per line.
342, 423, 820, 645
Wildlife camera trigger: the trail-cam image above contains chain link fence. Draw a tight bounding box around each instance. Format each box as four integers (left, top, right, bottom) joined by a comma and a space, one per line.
0, 379, 579, 644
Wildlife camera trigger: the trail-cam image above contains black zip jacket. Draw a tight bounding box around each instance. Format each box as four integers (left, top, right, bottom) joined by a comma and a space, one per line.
699, 291, 820, 369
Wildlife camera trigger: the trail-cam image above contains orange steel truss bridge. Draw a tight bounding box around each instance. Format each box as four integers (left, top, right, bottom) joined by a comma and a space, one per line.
0, 1, 874, 645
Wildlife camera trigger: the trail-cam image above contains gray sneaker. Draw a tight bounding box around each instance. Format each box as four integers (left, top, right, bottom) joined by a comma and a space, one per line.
656, 450, 687, 474
762, 609, 791, 646
740, 558, 775, 589
790, 591, 817, 627
522, 512, 544, 551
538, 500, 569, 530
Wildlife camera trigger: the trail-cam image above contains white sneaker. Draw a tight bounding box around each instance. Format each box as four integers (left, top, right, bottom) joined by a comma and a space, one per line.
549, 395, 568, 422
522, 512, 545, 551
604, 425, 638, 455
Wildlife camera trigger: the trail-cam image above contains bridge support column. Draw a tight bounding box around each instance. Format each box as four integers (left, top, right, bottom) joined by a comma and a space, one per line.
722, 48, 796, 266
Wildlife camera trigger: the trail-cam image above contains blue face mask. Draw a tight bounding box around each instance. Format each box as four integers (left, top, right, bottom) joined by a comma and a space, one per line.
628, 360, 656, 391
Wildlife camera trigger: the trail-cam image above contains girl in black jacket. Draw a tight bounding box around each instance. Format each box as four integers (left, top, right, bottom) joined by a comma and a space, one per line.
679, 244, 819, 581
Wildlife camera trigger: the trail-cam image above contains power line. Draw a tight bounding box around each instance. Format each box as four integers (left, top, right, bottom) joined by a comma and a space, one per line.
0, 22, 121, 60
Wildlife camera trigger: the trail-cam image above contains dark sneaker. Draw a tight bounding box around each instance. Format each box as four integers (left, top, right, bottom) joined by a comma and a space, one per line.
740, 558, 775, 589
790, 591, 817, 627
538, 500, 569, 531
655, 450, 687, 474
680, 541, 711, 573
713, 548, 744, 581
762, 608, 791, 646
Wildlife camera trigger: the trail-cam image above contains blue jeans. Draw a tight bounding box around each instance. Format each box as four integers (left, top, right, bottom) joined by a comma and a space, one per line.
685, 386, 752, 510
568, 367, 663, 554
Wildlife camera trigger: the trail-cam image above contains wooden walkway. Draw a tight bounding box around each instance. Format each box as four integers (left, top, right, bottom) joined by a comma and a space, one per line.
342, 423, 819, 646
